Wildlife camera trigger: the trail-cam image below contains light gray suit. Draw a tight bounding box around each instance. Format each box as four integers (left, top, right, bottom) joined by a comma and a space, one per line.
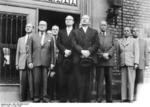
118, 37, 139, 101
16, 35, 33, 100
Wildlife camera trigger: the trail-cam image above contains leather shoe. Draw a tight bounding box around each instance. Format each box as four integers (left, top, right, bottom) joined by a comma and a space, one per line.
42, 98, 49, 103
33, 98, 40, 103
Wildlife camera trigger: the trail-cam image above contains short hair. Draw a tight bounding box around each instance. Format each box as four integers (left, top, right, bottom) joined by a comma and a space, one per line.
52, 25, 59, 30
39, 20, 47, 26
65, 15, 74, 20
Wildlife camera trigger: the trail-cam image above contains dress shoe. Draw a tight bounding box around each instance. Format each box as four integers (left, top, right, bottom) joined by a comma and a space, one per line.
106, 100, 113, 103
122, 99, 130, 102
33, 98, 40, 103
42, 98, 50, 103
97, 98, 103, 102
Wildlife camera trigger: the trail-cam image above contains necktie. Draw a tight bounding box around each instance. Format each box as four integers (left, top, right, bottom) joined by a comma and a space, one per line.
25, 34, 29, 44
41, 32, 45, 46
102, 32, 105, 36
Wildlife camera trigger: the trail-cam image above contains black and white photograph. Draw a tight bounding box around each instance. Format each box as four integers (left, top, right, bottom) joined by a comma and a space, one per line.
0, 0, 150, 106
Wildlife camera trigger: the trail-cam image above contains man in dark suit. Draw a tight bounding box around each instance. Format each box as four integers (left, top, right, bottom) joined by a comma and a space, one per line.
16, 23, 34, 101
96, 21, 115, 102
72, 15, 99, 102
28, 21, 55, 102
132, 27, 146, 100
47, 25, 59, 100
56, 15, 75, 102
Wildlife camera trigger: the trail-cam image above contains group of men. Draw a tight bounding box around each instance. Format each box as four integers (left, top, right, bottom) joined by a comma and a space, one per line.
16, 14, 147, 103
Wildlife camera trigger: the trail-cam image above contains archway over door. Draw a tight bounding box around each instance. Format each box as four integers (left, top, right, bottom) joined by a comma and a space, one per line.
39, 9, 80, 30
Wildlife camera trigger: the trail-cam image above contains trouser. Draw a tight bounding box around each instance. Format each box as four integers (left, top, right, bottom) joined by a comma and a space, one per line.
57, 64, 74, 101
48, 63, 58, 100
121, 66, 136, 101
33, 66, 48, 100
96, 66, 112, 102
19, 68, 33, 101
134, 68, 144, 99
75, 65, 92, 102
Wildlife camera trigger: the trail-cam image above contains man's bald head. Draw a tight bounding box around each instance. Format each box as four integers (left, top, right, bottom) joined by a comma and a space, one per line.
52, 25, 59, 35
38, 20, 47, 32
100, 20, 107, 32
124, 27, 131, 37
25, 23, 34, 33
65, 15, 74, 27
81, 15, 90, 26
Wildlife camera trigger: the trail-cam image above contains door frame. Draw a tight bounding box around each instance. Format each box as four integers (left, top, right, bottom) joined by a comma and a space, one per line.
0, 5, 37, 33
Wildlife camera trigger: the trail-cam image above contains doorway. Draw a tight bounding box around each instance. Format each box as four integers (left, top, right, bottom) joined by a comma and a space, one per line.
39, 9, 80, 30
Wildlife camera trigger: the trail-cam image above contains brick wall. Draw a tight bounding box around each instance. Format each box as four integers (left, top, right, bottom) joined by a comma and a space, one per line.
108, 0, 150, 37
107, 0, 150, 99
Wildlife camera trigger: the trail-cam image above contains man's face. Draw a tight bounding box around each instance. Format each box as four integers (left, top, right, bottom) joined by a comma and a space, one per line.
52, 26, 59, 35
132, 28, 139, 38
100, 21, 107, 32
81, 15, 90, 26
38, 21, 47, 32
124, 27, 131, 37
47, 30, 52, 36
25, 24, 33, 33
65, 16, 74, 26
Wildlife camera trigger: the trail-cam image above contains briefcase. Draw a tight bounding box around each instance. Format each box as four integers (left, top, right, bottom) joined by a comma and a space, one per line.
80, 57, 94, 68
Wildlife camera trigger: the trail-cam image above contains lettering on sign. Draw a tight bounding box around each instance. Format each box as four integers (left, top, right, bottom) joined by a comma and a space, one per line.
34, 0, 78, 6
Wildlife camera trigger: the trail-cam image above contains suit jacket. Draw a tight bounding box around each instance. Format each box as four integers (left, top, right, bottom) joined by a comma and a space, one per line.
96, 31, 115, 66
52, 35, 59, 64
145, 38, 150, 66
16, 36, 28, 69
28, 32, 54, 67
72, 27, 99, 64
134, 38, 146, 69
118, 37, 139, 67
56, 29, 74, 64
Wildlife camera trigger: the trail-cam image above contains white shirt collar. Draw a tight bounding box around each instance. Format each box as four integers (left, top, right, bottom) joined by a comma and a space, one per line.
25, 34, 29, 44
66, 26, 73, 36
82, 26, 88, 33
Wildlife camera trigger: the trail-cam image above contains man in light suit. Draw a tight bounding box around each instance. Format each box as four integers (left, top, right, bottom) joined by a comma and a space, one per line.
132, 27, 146, 100
96, 21, 115, 102
72, 15, 99, 102
118, 27, 139, 102
16, 23, 34, 101
28, 21, 55, 102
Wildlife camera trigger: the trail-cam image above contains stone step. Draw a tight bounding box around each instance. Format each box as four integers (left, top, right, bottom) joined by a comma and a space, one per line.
0, 84, 20, 103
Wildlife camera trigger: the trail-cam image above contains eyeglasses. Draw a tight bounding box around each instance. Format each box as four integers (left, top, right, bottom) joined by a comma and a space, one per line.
65, 19, 73, 20
124, 30, 130, 32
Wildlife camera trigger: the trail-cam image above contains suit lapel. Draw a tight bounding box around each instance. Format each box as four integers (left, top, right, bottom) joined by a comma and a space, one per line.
86, 27, 91, 38
79, 28, 86, 38
21, 36, 26, 51
36, 33, 42, 46
120, 37, 129, 47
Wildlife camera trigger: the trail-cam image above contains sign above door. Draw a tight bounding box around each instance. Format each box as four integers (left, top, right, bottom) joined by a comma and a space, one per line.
33, 0, 78, 6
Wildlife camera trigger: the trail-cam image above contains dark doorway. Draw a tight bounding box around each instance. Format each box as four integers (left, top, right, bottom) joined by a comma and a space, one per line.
39, 9, 80, 30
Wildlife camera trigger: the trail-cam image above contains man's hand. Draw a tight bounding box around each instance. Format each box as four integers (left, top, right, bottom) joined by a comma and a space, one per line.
81, 50, 91, 58
50, 71, 56, 78
28, 63, 34, 69
16, 65, 19, 70
64, 49, 72, 57
103, 53, 109, 60
51, 64, 55, 70
134, 64, 138, 69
